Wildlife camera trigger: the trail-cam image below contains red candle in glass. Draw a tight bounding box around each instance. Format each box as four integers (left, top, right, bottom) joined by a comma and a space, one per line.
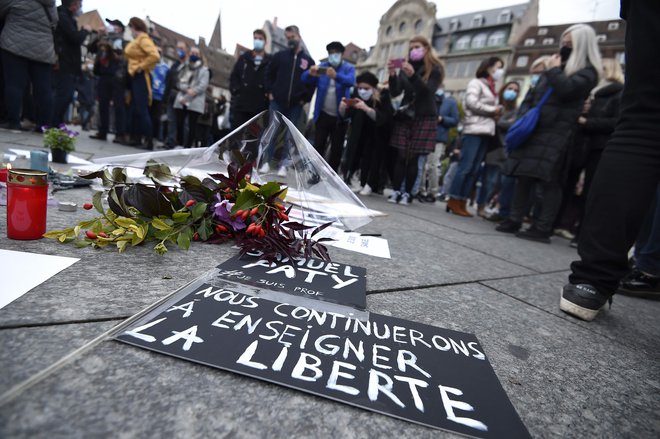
0, 168, 7, 183
7, 168, 48, 240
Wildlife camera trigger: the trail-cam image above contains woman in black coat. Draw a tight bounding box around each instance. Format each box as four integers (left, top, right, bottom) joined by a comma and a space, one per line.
499, 24, 601, 243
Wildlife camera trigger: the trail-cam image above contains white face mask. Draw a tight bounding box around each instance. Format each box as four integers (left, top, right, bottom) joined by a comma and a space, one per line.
357, 88, 373, 101
492, 68, 504, 81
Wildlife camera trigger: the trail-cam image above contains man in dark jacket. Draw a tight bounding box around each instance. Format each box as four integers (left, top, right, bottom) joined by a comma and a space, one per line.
229, 29, 271, 130
163, 41, 187, 148
262, 25, 315, 176
52, 0, 92, 126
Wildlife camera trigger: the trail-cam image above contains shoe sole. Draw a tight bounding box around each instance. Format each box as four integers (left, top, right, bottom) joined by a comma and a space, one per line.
559, 288, 601, 321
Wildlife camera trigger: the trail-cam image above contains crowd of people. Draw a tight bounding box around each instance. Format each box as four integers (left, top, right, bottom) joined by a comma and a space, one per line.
1, 1, 657, 318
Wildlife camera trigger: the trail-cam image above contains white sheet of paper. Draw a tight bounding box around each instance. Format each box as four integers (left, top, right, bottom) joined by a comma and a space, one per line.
0, 249, 79, 309
9, 148, 93, 165
315, 226, 391, 259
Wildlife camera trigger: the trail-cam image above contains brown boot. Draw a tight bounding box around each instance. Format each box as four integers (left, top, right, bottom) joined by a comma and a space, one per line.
460, 200, 474, 217
446, 198, 471, 217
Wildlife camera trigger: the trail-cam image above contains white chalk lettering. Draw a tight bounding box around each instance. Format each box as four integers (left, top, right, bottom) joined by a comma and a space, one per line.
468, 342, 486, 360
450, 339, 470, 356
438, 385, 488, 432
211, 310, 244, 329
297, 268, 328, 283
327, 361, 359, 396
331, 274, 359, 290
393, 326, 407, 344
324, 263, 339, 274
272, 346, 288, 372
291, 353, 323, 382
236, 340, 268, 370
396, 350, 431, 378
394, 375, 429, 412
161, 325, 204, 351
367, 369, 405, 408
278, 324, 302, 347
259, 320, 283, 340
233, 314, 263, 334
343, 266, 359, 278
372, 344, 392, 370
315, 334, 341, 356
409, 329, 432, 348
123, 317, 166, 342
166, 300, 196, 318
241, 259, 274, 269
266, 265, 296, 278
432, 335, 451, 351
342, 338, 365, 363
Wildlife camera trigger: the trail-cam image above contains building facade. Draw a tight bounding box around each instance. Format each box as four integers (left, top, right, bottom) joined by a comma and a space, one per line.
433, 1, 538, 97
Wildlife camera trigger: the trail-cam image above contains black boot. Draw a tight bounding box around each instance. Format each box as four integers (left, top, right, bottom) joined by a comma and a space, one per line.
495, 219, 521, 233
516, 227, 551, 243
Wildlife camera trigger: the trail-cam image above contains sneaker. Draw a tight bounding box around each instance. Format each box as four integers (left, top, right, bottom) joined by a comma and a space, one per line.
560, 283, 612, 321
415, 193, 427, 203
424, 194, 436, 203
399, 192, 412, 205
0, 122, 22, 133
258, 163, 270, 173
359, 184, 372, 196
569, 238, 578, 248
495, 219, 521, 234
516, 227, 551, 244
277, 166, 287, 177
618, 269, 660, 299
554, 228, 576, 240
387, 191, 401, 204
487, 213, 506, 223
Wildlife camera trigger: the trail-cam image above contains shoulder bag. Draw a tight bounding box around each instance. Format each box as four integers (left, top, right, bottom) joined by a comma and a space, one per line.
505, 87, 553, 153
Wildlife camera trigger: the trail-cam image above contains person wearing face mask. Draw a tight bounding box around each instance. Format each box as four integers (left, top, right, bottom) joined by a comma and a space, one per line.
498, 24, 601, 244
173, 45, 210, 148
149, 49, 170, 143
446, 57, 504, 216
386, 36, 443, 206
417, 84, 459, 202
51, 0, 94, 127
163, 41, 188, 148
476, 81, 520, 218
339, 72, 392, 195
89, 40, 127, 142
229, 29, 272, 130
301, 41, 355, 172
124, 17, 159, 149
262, 25, 315, 176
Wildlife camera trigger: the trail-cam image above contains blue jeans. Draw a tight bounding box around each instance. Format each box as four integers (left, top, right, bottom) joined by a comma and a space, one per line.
634, 184, 660, 275
498, 174, 516, 218
401, 154, 427, 195
477, 164, 501, 206
2, 49, 52, 129
129, 73, 152, 137
449, 134, 489, 200
52, 71, 76, 126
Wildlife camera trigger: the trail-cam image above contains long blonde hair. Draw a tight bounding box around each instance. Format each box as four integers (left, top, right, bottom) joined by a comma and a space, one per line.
409, 35, 443, 82
561, 24, 602, 78
601, 58, 624, 84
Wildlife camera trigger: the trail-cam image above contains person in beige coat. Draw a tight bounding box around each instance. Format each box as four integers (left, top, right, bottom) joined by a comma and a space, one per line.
173, 46, 210, 148
446, 56, 504, 216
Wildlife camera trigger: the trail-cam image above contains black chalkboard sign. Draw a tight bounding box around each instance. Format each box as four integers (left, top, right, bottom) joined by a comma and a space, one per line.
216, 253, 367, 310
116, 282, 530, 438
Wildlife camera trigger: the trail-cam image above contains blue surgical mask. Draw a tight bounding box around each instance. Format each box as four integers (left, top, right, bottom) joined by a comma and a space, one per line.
435, 89, 444, 97
503, 89, 518, 101
176, 49, 186, 60
530, 74, 541, 87
328, 53, 342, 67
253, 39, 265, 51
357, 88, 373, 101
189, 54, 200, 63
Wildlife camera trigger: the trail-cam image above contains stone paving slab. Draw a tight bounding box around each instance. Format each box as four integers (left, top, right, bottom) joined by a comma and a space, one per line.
1, 284, 657, 438
482, 271, 660, 354
0, 321, 117, 395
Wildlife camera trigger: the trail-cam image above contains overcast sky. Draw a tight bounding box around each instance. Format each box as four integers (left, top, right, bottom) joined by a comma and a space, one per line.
83, 0, 620, 60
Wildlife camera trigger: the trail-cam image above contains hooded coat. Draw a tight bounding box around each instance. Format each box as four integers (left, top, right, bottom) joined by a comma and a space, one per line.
0, 0, 58, 64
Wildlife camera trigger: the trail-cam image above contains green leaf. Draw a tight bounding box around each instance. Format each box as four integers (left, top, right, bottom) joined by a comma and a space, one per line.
258, 181, 282, 198
115, 217, 137, 228
43, 228, 72, 239
197, 217, 212, 241
151, 217, 172, 231
92, 191, 104, 214
143, 160, 173, 181
172, 212, 191, 223
108, 187, 132, 218
117, 240, 128, 253
153, 229, 171, 240
111, 167, 127, 183
176, 228, 192, 250
190, 202, 207, 220
74, 239, 92, 248
233, 190, 259, 213
154, 242, 168, 255
124, 184, 175, 217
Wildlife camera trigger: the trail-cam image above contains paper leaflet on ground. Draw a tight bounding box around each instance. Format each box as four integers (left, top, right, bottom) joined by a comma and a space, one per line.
9, 148, 92, 165
83, 111, 374, 232
0, 249, 79, 309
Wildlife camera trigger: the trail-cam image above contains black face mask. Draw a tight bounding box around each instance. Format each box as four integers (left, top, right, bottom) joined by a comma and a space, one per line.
560, 46, 573, 63
287, 40, 299, 51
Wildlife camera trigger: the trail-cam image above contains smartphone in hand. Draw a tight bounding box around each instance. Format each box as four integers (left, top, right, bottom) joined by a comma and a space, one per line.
390, 58, 405, 68
317, 66, 328, 75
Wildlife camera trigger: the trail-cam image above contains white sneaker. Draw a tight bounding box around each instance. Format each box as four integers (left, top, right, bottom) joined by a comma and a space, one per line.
277, 166, 287, 177
399, 192, 411, 205
359, 184, 372, 196
258, 163, 270, 173
387, 191, 401, 203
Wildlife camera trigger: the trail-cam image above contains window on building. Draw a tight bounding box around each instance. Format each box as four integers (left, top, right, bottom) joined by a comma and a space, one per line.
449, 18, 459, 32
385, 26, 392, 37
516, 55, 529, 68
415, 19, 423, 34
608, 22, 619, 31
380, 44, 389, 61
455, 35, 471, 51
488, 30, 507, 47
543, 37, 555, 45
399, 21, 406, 33
377, 69, 386, 82
471, 33, 488, 49
538, 28, 548, 35
445, 61, 459, 78
524, 38, 535, 46
596, 34, 607, 42
498, 10, 512, 24
472, 15, 484, 28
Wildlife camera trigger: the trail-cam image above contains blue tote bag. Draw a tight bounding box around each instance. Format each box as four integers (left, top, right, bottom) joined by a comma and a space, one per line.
505, 87, 553, 153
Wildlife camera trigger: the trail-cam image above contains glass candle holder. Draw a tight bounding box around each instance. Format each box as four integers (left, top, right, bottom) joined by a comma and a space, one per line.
7, 168, 48, 240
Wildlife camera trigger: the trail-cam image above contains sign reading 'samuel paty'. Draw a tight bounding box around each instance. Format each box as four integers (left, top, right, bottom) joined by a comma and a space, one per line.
116, 281, 530, 438
216, 253, 367, 310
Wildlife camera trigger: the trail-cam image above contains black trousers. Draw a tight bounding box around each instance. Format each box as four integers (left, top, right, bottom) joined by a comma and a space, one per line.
392, 149, 421, 195
175, 108, 200, 148
510, 176, 562, 233
97, 76, 125, 136
569, 0, 660, 294
313, 111, 347, 172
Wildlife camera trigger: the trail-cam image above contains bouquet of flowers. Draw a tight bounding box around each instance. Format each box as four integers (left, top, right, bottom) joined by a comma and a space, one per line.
42, 124, 79, 152
44, 158, 333, 261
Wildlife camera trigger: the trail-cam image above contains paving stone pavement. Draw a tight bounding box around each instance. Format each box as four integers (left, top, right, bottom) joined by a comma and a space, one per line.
1, 130, 658, 438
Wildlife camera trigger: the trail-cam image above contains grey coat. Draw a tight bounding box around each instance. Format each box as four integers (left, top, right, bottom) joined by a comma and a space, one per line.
0, 0, 58, 64
173, 61, 210, 114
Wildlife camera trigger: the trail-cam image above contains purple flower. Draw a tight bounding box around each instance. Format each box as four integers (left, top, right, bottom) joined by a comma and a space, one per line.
212, 196, 246, 230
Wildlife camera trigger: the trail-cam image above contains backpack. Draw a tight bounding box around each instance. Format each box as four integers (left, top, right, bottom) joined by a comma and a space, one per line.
505, 87, 553, 153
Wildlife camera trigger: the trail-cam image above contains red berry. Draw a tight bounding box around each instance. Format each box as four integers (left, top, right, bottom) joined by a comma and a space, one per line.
246, 223, 256, 234
85, 231, 97, 239
250, 207, 259, 216
241, 210, 249, 220
259, 228, 266, 238
236, 209, 244, 217
83, 203, 93, 210
185, 200, 196, 207
193, 232, 199, 241
215, 225, 227, 234
98, 232, 108, 238
276, 203, 286, 211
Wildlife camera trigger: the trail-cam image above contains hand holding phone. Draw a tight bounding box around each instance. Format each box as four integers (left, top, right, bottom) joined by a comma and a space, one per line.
317, 66, 328, 75
389, 58, 405, 69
